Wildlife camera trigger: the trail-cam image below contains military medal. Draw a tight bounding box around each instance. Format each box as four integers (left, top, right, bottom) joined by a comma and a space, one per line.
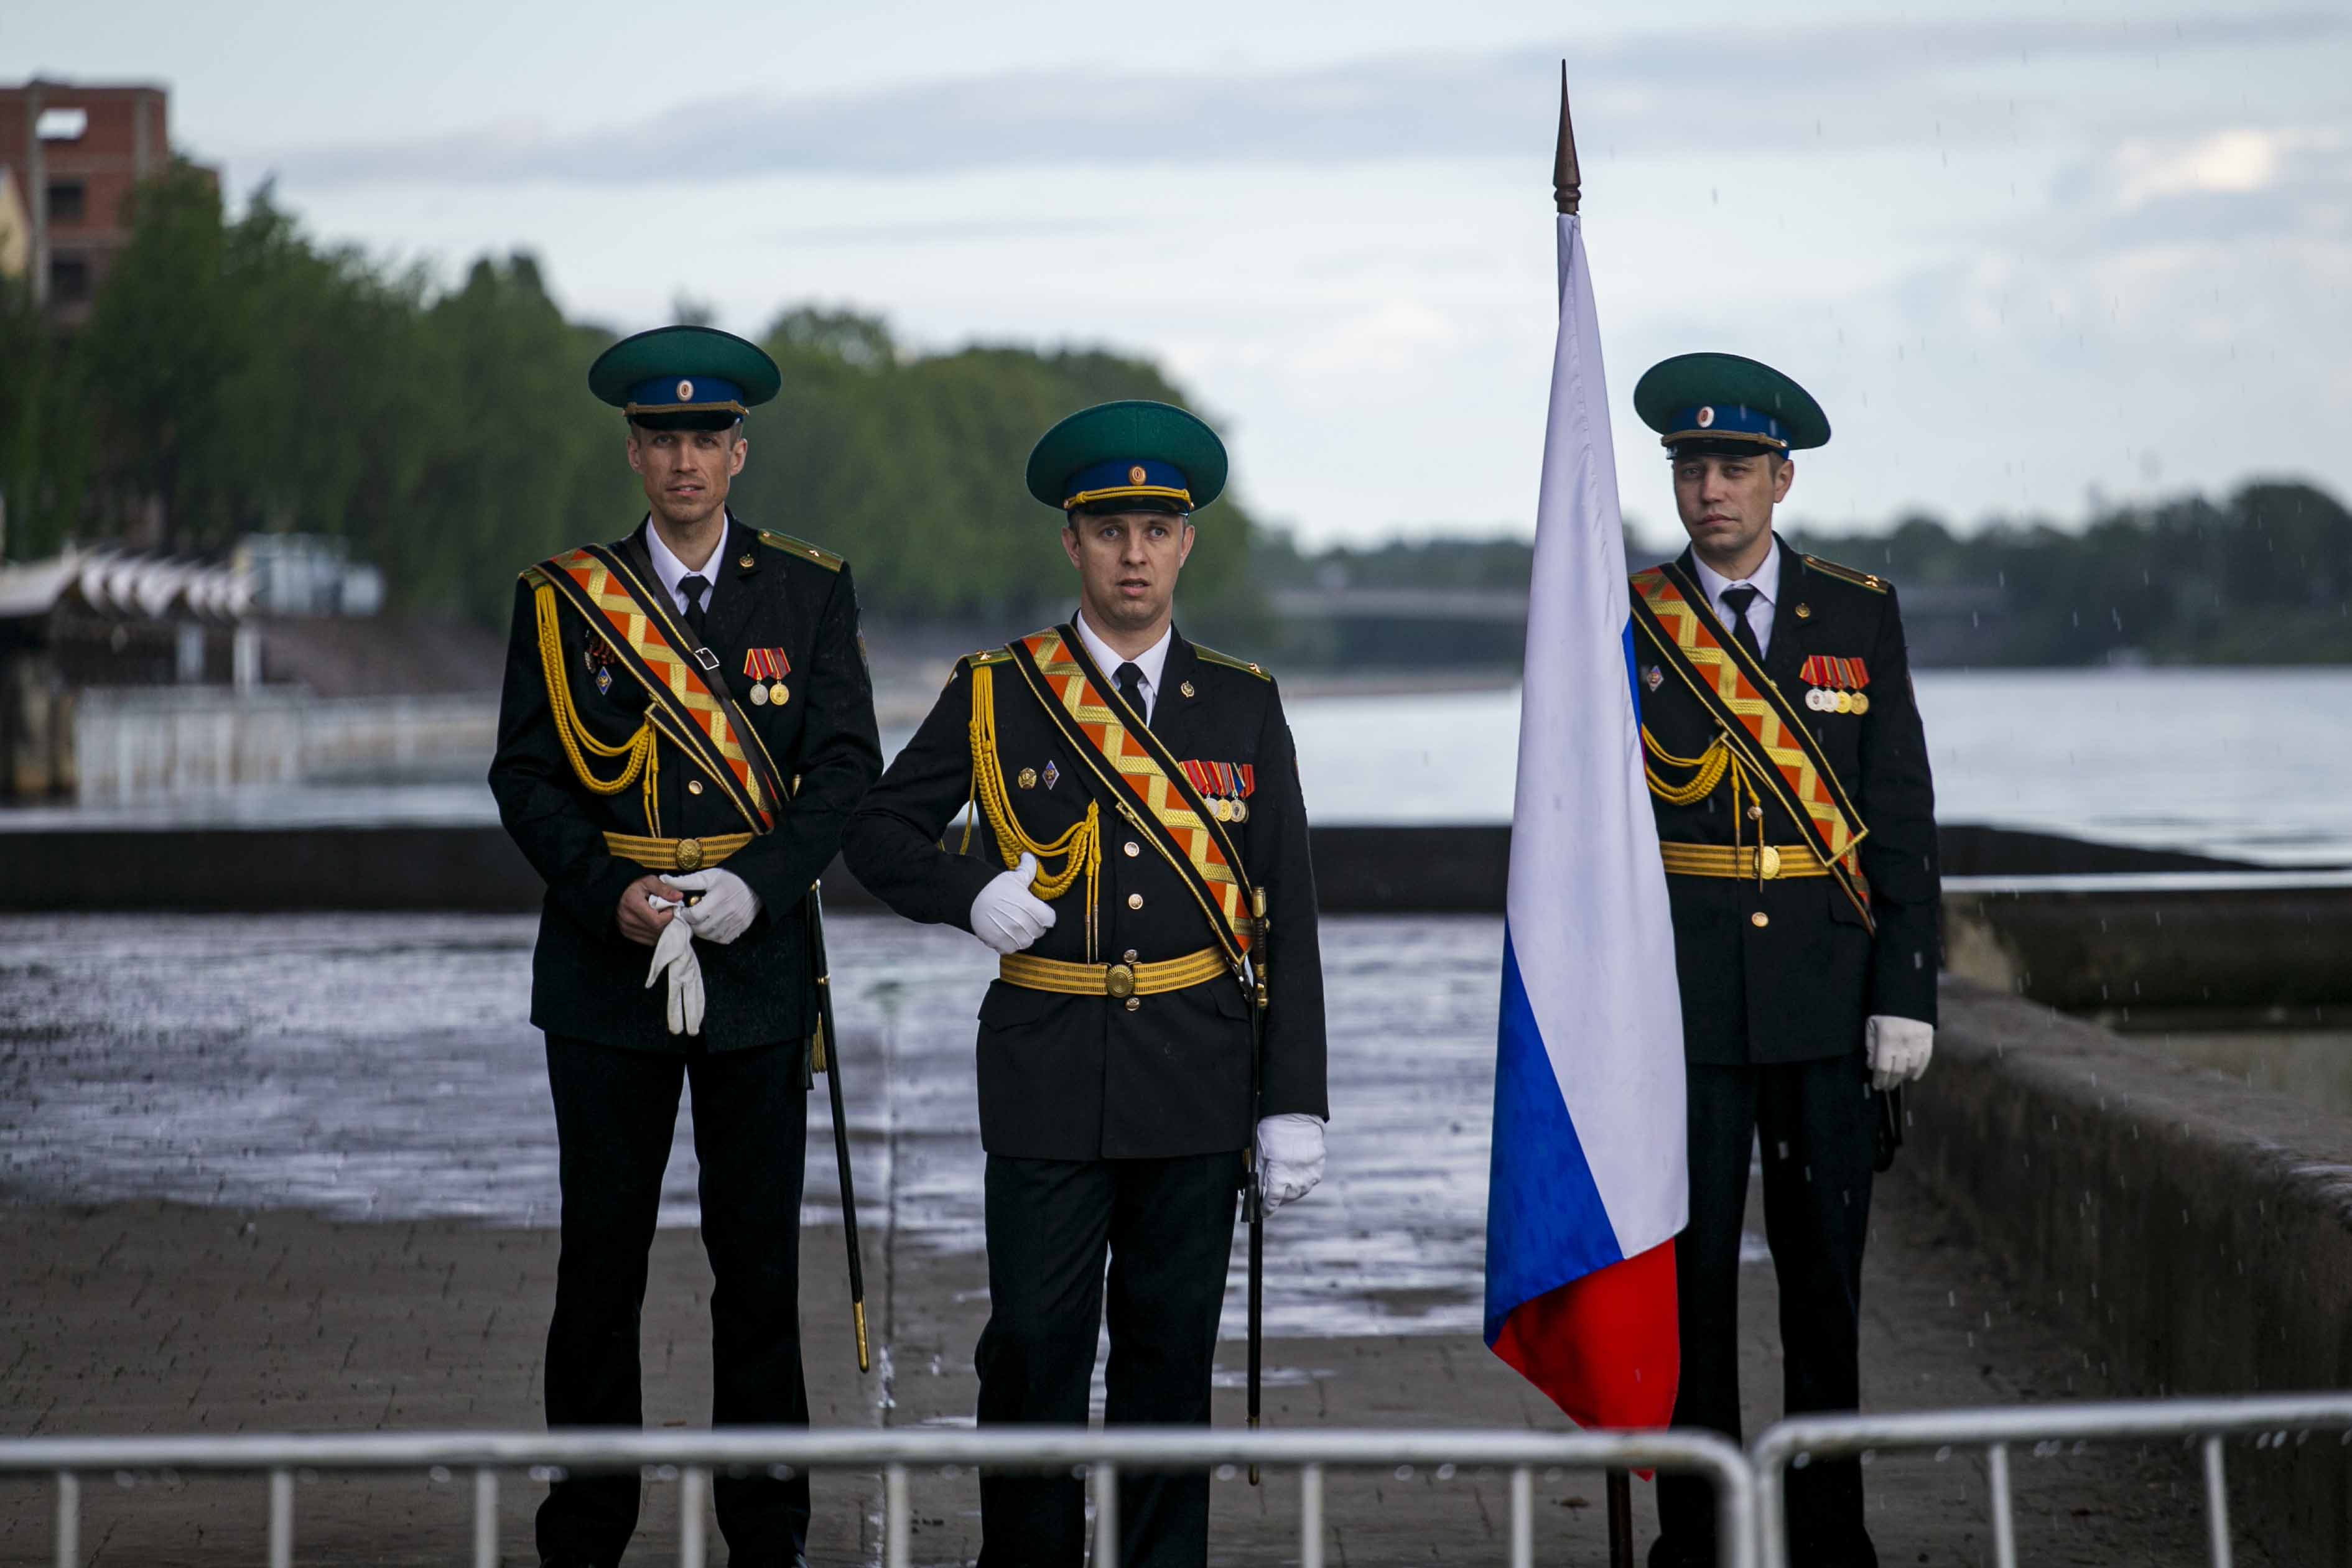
743, 648, 792, 710
1800, 655, 1872, 715
1018, 767, 1038, 789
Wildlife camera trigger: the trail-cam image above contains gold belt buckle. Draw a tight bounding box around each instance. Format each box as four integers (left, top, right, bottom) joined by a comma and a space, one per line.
1757, 845, 1782, 879
1105, 962, 1136, 999
674, 837, 705, 872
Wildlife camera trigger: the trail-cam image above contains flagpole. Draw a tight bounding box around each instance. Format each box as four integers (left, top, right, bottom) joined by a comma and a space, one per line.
1554, 60, 1635, 1568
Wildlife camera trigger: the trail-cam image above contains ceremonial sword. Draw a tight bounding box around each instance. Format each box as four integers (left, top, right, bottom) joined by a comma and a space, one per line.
1244, 886, 1270, 1484
804, 881, 870, 1373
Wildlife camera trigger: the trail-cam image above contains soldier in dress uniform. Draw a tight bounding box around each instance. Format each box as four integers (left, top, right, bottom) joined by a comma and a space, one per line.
1624, 355, 1938, 1568
843, 400, 1329, 1568
488, 325, 883, 1568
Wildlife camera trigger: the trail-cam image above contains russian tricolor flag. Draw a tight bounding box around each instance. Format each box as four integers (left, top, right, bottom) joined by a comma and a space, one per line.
1482, 208, 1687, 1431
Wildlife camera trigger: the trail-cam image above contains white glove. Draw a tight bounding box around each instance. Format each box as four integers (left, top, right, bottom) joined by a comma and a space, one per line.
969, 851, 1057, 955
1866, 1014, 1933, 1091
644, 914, 706, 1036
1255, 1113, 1326, 1217
663, 868, 761, 945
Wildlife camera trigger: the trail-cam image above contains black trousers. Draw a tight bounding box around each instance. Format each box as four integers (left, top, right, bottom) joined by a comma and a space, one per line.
1652, 1057, 1878, 1568
537, 1034, 811, 1568
975, 1151, 1243, 1568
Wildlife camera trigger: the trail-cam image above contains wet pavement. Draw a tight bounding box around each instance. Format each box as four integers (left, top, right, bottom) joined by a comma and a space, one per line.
0, 913, 2282, 1564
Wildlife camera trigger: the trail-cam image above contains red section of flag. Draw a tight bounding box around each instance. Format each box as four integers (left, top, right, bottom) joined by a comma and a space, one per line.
1489, 1238, 1679, 1432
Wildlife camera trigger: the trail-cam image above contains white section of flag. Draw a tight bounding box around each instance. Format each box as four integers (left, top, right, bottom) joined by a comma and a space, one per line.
1506, 213, 1687, 1255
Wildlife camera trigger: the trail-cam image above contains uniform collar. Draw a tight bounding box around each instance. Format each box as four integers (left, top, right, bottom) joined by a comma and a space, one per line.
1072, 608, 1173, 720
643, 513, 731, 613
1690, 534, 1782, 615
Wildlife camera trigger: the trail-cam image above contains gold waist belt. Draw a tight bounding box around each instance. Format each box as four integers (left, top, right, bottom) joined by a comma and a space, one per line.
999, 947, 1231, 1000
603, 830, 755, 873
1658, 841, 1833, 881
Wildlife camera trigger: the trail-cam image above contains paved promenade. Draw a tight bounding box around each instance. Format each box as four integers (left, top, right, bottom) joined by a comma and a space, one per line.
1, 913, 2271, 1564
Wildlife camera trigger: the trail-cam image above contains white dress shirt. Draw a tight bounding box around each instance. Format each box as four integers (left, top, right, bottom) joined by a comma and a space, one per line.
643, 514, 728, 618
1691, 540, 1783, 660
1072, 610, 1173, 725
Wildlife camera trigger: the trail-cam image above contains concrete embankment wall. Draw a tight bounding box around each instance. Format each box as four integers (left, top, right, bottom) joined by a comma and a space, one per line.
1920, 980, 2352, 1565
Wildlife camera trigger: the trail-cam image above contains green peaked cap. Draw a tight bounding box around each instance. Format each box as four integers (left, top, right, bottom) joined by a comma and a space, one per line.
1632, 352, 1831, 452
1025, 400, 1229, 513
587, 325, 783, 416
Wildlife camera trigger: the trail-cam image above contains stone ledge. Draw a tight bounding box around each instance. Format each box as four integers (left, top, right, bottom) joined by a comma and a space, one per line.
1914, 978, 2352, 1564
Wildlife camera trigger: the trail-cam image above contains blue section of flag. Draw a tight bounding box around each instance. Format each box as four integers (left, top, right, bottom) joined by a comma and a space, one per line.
1482, 928, 1623, 1345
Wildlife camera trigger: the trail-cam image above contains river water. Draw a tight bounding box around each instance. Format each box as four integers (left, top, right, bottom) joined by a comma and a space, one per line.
12, 668, 2349, 866
1, 911, 1500, 1340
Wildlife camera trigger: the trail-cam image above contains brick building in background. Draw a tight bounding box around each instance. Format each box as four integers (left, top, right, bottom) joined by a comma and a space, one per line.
0, 80, 209, 327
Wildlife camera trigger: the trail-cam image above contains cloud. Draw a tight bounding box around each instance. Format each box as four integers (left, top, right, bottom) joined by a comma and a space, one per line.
2039, 128, 2352, 256
247, 12, 2345, 190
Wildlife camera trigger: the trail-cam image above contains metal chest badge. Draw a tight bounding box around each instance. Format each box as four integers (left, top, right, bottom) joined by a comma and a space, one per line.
1041, 760, 1059, 790
583, 634, 618, 695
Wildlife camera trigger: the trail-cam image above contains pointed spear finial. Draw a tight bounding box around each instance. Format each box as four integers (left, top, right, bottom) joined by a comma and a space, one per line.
1553, 62, 1583, 215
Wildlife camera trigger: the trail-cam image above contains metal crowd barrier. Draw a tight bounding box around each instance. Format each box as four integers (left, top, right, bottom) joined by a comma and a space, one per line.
1750, 1393, 2352, 1568
0, 1425, 1756, 1568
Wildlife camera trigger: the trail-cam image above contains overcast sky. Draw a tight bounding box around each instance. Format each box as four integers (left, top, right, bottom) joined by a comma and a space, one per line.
9, 1, 2348, 546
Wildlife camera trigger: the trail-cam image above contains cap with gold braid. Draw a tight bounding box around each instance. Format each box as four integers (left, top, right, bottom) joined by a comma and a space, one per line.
588, 324, 783, 432
1632, 351, 1831, 459
1025, 399, 1229, 516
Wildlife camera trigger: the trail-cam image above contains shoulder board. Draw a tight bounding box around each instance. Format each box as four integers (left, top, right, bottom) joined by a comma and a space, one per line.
963, 648, 1016, 668
1191, 644, 1271, 680
1801, 555, 1889, 594
518, 564, 551, 587
756, 529, 846, 573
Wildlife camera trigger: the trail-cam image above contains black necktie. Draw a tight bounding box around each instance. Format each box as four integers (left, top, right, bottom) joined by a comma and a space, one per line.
679, 574, 711, 643
1115, 661, 1148, 723
1719, 585, 1765, 666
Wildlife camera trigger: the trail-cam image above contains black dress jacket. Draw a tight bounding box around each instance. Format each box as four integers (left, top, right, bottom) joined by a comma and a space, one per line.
1638, 539, 1940, 1065
843, 624, 1328, 1161
489, 515, 883, 1054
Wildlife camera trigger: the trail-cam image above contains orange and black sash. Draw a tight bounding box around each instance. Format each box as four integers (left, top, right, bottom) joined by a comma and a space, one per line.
526, 543, 788, 834
1630, 562, 1874, 925
1004, 625, 1258, 965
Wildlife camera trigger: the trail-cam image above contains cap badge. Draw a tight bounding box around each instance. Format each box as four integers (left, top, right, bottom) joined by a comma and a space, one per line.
676, 378, 695, 401
1128, 465, 1148, 486
1696, 406, 1716, 428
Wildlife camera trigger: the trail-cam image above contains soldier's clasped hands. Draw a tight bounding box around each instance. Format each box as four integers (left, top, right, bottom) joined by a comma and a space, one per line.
664, 869, 761, 945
